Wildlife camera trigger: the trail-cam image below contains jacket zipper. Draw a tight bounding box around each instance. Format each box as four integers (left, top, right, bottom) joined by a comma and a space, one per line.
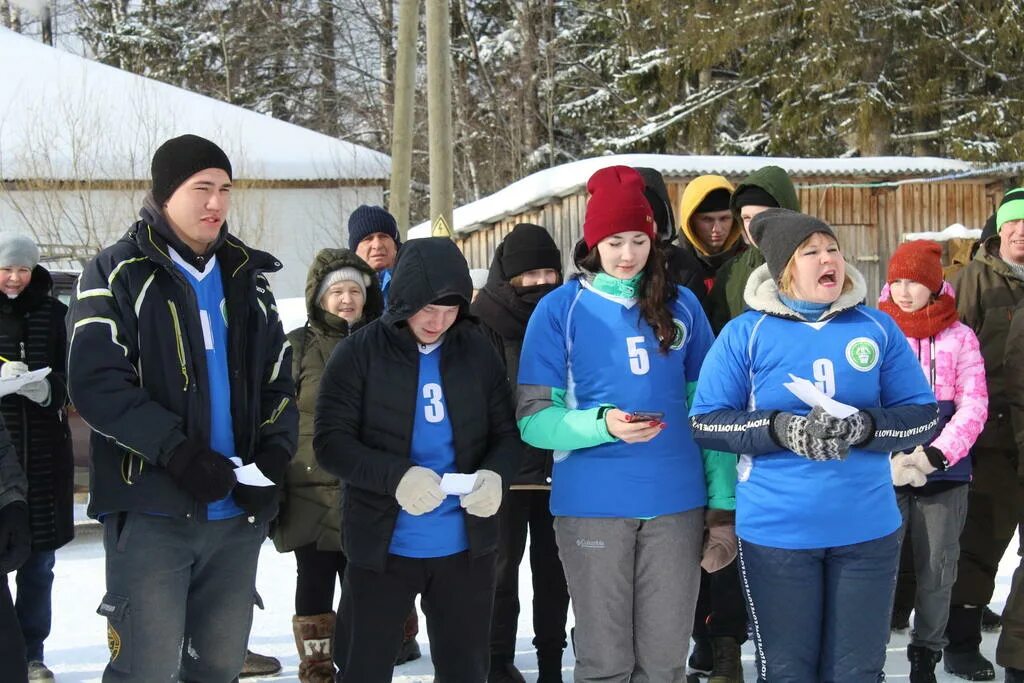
167, 301, 190, 392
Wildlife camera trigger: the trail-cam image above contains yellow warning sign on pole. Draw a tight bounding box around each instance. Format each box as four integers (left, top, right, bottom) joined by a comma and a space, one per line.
431, 215, 453, 239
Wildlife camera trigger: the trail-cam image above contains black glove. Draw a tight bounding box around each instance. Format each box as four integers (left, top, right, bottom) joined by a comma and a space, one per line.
771, 412, 849, 461
165, 440, 237, 504
233, 447, 290, 517
0, 501, 31, 573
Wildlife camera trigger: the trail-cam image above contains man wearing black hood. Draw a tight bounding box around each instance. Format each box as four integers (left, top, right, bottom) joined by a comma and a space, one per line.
67, 134, 298, 681
315, 237, 522, 682
471, 223, 570, 683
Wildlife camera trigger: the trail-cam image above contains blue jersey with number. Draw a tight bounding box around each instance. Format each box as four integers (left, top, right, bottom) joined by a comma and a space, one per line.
389, 342, 469, 558
691, 306, 935, 549
171, 251, 243, 521
518, 279, 714, 518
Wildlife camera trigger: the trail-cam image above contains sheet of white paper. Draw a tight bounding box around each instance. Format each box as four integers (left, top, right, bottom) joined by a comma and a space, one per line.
783, 374, 859, 418
441, 472, 478, 496
233, 461, 275, 487
0, 367, 51, 396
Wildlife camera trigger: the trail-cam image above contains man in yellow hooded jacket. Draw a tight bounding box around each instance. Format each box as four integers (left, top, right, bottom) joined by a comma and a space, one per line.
678, 176, 745, 293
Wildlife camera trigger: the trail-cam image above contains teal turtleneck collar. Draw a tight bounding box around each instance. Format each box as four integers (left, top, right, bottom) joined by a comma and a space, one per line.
591, 271, 643, 299
779, 293, 829, 321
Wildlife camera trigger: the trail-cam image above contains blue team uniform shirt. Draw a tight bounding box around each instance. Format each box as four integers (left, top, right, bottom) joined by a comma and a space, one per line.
388, 342, 469, 558
691, 305, 936, 549
518, 279, 714, 518
171, 251, 243, 521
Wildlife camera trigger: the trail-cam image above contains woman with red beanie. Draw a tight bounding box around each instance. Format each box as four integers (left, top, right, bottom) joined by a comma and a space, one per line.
879, 240, 988, 683
516, 166, 735, 682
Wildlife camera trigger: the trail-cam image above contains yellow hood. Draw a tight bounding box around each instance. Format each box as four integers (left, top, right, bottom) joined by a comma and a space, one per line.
678, 175, 741, 258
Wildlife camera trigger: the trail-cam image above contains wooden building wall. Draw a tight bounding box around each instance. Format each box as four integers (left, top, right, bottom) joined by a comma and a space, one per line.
456, 175, 1008, 300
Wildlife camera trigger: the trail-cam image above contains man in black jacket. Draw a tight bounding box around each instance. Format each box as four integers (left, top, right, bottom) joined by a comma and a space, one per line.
315, 237, 522, 683
67, 135, 297, 682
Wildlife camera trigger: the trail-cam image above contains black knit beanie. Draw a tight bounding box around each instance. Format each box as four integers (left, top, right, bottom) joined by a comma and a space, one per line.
694, 188, 732, 214
732, 185, 780, 211
499, 223, 561, 279
151, 135, 233, 205
348, 205, 402, 251
750, 208, 839, 282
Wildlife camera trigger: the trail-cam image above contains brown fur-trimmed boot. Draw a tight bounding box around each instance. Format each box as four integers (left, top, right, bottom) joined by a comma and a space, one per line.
292, 612, 336, 683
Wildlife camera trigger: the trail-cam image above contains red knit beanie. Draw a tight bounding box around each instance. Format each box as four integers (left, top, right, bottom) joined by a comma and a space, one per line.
582, 166, 655, 248
887, 240, 944, 293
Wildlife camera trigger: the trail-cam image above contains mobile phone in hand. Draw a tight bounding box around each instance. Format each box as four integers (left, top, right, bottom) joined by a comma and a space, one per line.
627, 410, 664, 423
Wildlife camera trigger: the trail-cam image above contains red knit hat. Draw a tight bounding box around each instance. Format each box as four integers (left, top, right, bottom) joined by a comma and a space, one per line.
887, 240, 944, 293
582, 166, 655, 248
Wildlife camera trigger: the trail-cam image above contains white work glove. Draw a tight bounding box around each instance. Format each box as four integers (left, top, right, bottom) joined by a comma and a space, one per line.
395, 466, 445, 516
891, 453, 927, 487
460, 470, 502, 518
17, 379, 50, 406
0, 361, 27, 379
906, 446, 939, 475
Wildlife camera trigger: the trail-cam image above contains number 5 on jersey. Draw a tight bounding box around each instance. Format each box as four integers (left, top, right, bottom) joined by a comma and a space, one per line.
627, 336, 650, 375
423, 382, 446, 423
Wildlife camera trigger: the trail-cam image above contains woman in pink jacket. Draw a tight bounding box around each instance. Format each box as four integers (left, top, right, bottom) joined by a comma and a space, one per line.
879, 240, 988, 682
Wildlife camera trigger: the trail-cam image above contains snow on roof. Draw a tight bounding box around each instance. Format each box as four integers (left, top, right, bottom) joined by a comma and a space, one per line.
0, 28, 390, 182
410, 153, 1015, 236
904, 224, 982, 242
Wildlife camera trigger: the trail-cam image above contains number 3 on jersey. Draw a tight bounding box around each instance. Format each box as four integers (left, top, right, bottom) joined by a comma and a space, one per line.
627, 336, 650, 375
422, 382, 446, 423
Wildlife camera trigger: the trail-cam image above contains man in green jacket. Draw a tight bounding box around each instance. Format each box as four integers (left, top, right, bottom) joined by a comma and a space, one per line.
703, 166, 801, 334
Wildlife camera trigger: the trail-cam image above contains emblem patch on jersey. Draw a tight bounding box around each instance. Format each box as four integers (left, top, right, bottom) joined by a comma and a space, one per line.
107, 622, 121, 661
845, 337, 880, 372
669, 319, 687, 351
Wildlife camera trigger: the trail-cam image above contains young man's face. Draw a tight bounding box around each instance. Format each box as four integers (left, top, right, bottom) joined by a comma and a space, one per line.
163, 168, 231, 255
407, 303, 459, 345
0, 266, 31, 298
739, 204, 775, 245
1000, 220, 1024, 265
691, 210, 733, 253
356, 233, 398, 272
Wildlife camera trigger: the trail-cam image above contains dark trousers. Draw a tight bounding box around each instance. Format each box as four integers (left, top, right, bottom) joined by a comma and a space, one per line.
99, 512, 266, 683
491, 489, 569, 660
738, 531, 900, 683
339, 551, 497, 683
16, 549, 55, 662
997, 470, 1024, 669
294, 543, 346, 616
691, 558, 748, 641
0, 573, 27, 681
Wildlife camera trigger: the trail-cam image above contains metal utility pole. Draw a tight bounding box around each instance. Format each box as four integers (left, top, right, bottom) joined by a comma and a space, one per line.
425, 0, 453, 233
388, 0, 419, 238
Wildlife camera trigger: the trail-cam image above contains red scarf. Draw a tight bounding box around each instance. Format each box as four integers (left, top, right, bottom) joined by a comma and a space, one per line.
880, 292, 959, 339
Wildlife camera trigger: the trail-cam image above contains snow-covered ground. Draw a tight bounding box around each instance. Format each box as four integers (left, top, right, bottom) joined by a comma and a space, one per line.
29, 514, 1022, 682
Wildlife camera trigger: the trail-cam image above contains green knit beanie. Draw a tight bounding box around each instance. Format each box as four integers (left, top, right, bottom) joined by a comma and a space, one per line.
997, 187, 1024, 232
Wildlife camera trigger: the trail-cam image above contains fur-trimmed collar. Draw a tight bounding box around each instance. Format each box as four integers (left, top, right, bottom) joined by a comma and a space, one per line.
743, 262, 867, 322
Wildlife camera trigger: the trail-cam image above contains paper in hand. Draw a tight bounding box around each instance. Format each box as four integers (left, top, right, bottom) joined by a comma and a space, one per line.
783, 374, 859, 418
229, 457, 276, 487
440, 472, 478, 496
0, 367, 51, 397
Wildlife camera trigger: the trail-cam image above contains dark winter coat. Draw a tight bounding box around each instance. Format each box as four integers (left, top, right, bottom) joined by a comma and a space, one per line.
956, 235, 1024, 451
272, 249, 383, 553
0, 422, 25, 512
67, 204, 298, 522
0, 267, 73, 550
470, 243, 555, 489
705, 165, 802, 333
314, 238, 522, 572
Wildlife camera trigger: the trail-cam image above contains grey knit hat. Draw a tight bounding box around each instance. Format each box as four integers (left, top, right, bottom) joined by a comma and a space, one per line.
317, 267, 371, 305
0, 234, 40, 269
749, 208, 838, 282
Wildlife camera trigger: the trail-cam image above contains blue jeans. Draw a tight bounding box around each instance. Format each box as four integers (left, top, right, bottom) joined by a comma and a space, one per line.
16, 549, 55, 662
738, 531, 900, 683
99, 513, 266, 682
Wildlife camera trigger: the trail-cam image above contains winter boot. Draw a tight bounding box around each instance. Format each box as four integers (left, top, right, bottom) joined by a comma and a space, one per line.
536, 649, 564, 683
708, 636, 742, 683
982, 605, 1003, 632
396, 609, 421, 665
892, 607, 912, 631
292, 612, 336, 683
907, 644, 940, 683
944, 606, 994, 681
1006, 668, 1024, 683
241, 649, 283, 678
488, 655, 527, 683
688, 636, 713, 676
26, 660, 55, 681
